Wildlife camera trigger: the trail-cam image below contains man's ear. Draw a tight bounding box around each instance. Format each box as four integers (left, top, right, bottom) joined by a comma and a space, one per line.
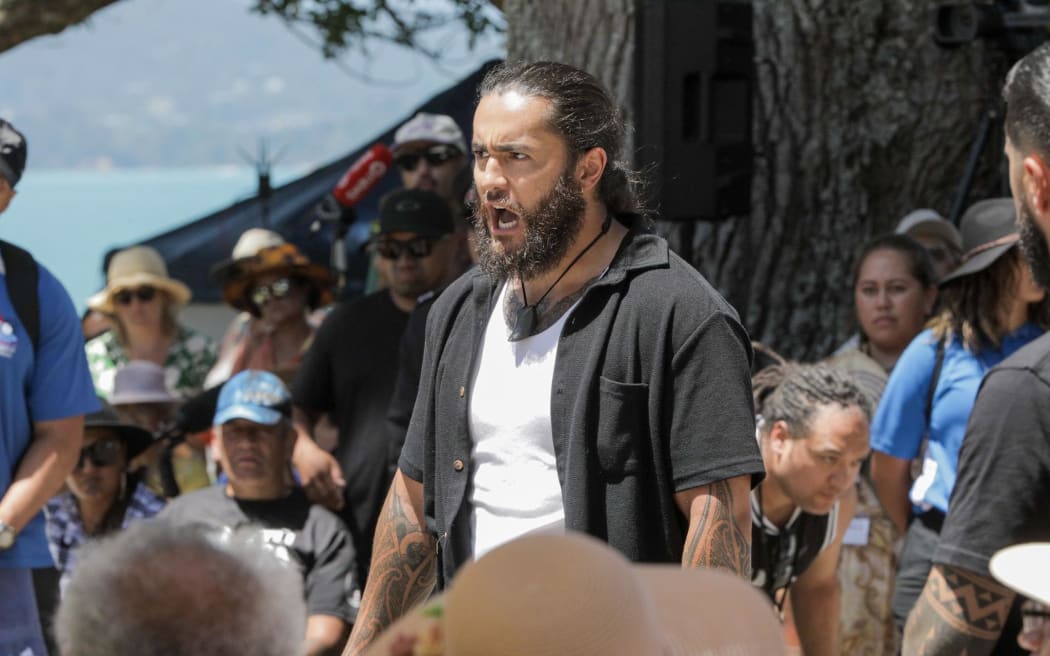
768, 420, 792, 455
1023, 153, 1050, 215
575, 146, 607, 194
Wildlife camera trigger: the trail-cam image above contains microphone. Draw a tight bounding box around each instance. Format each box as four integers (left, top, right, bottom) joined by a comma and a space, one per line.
314, 143, 393, 230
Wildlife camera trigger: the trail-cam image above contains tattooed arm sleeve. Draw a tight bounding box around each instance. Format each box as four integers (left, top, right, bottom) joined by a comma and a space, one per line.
902, 563, 1016, 656
342, 471, 436, 656
677, 474, 752, 577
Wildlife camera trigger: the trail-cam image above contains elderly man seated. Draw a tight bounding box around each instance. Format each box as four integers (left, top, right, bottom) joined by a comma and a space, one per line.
162, 370, 358, 656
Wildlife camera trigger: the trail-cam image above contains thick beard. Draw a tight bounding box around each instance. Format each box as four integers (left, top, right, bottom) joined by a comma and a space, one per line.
1018, 195, 1050, 290
470, 172, 586, 281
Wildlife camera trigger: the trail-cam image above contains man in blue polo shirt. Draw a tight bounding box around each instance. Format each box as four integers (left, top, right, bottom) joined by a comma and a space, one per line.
0, 118, 98, 655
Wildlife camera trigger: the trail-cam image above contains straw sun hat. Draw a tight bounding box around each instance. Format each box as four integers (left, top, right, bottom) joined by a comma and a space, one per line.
88, 246, 191, 314
365, 532, 785, 656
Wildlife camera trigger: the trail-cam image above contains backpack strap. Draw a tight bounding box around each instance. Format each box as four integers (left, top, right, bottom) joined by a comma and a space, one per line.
925, 338, 947, 427
0, 240, 40, 354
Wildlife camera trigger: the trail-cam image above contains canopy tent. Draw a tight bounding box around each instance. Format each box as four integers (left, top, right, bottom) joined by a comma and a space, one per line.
143, 60, 496, 303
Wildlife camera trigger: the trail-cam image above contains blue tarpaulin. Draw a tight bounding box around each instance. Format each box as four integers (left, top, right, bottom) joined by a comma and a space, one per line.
144, 60, 495, 302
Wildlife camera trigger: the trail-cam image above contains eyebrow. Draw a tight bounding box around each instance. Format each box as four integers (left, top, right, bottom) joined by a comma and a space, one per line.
471, 141, 533, 153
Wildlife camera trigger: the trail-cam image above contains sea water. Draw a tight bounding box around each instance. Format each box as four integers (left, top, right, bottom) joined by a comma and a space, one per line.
0, 166, 306, 313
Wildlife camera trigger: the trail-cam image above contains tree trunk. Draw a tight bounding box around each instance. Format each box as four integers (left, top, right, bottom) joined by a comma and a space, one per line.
503, 0, 1009, 360
0, 0, 124, 54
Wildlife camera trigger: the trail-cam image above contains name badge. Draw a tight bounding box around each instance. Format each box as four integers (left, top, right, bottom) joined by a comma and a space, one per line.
843, 515, 871, 547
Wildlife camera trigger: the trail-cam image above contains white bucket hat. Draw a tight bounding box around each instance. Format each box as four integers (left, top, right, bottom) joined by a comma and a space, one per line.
88, 245, 191, 313
991, 542, 1050, 606
365, 532, 785, 656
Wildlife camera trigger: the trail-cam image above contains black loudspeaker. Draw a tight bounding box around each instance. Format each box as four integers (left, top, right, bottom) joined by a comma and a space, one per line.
635, 0, 754, 221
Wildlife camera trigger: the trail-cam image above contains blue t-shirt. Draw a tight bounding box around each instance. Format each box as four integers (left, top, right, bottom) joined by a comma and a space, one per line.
871, 324, 1044, 514
0, 257, 99, 568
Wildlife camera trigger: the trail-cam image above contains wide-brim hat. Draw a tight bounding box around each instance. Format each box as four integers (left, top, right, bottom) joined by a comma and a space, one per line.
109, 360, 179, 406
991, 542, 1050, 606
895, 208, 963, 251
939, 198, 1020, 286
88, 245, 191, 314
85, 399, 156, 462
216, 243, 335, 315
364, 532, 785, 656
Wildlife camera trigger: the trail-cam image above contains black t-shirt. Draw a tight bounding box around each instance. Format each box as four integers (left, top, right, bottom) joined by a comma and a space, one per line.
293, 290, 410, 580
750, 496, 836, 601
385, 294, 435, 477
934, 331, 1050, 655
161, 486, 358, 622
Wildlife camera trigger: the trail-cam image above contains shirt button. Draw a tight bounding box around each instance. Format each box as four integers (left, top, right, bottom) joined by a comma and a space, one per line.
453, 459, 465, 472
459, 386, 465, 398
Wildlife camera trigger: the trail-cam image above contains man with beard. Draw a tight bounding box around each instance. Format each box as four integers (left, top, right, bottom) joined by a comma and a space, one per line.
343, 61, 765, 656
291, 189, 457, 588
904, 42, 1050, 655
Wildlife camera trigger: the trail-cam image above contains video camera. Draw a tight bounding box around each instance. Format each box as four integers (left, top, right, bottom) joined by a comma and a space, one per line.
935, 1, 1050, 52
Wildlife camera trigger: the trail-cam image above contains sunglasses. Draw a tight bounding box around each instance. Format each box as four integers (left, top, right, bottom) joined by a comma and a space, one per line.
76, 440, 122, 469
374, 236, 443, 260
114, 286, 157, 306
394, 145, 461, 172
251, 277, 295, 307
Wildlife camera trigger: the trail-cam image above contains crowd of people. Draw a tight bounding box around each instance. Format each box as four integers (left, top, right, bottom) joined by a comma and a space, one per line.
4, 45, 1050, 656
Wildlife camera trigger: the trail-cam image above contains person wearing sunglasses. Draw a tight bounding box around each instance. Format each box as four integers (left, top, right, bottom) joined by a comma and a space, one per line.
291, 188, 457, 586
44, 400, 164, 594
85, 245, 217, 401
894, 209, 964, 282
206, 230, 334, 390
391, 112, 468, 213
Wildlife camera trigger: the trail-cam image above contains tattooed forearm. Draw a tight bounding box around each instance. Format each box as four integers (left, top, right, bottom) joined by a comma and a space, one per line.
681, 477, 751, 578
343, 477, 436, 656
902, 564, 1014, 656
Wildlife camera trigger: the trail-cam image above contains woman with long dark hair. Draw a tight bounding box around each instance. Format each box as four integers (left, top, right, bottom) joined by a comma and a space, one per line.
870, 198, 1050, 631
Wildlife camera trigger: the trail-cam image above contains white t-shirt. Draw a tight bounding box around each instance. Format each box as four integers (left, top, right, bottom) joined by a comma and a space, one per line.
468, 282, 576, 559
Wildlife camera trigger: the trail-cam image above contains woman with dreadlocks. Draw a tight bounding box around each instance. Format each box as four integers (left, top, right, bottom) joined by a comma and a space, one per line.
751, 362, 873, 656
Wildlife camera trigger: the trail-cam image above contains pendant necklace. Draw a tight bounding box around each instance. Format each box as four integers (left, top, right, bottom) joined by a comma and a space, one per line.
509, 214, 612, 342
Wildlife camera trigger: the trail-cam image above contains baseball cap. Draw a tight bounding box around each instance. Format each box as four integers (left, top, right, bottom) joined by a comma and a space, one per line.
373, 188, 455, 238
895, 209, 963, 251
213, 370, 292, 427
393, 113, 467, 155
0, 119, 27, 188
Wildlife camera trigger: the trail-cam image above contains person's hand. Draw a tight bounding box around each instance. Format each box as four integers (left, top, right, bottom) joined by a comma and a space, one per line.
293, 437, 346, 511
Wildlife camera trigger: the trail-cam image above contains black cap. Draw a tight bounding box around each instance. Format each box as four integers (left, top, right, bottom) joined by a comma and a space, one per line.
374, 189, 455, 238
0, 119, 27, 188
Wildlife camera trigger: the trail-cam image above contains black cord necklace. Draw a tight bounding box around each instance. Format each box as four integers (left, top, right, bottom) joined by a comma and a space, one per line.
509, 214, 612, 342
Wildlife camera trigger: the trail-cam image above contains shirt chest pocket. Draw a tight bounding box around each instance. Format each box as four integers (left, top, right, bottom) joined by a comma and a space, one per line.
596, 376, 649, 476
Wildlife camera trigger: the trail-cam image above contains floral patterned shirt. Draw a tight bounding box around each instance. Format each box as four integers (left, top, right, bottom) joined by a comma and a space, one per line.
85, 326, 217, 400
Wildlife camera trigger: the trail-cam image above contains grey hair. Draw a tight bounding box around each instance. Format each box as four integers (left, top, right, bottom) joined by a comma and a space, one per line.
54, 520, 306, 656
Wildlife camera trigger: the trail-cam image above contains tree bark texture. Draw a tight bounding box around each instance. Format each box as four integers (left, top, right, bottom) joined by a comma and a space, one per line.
0, 0, 123, 54
506, 0, 1010, 360
503, 0, 638, 154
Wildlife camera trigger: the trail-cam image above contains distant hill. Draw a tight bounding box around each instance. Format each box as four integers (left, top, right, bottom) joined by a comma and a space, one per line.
0, 0, 503, 169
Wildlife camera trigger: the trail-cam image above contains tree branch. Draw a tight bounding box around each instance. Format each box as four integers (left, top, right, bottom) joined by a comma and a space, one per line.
0, 0, 124, 54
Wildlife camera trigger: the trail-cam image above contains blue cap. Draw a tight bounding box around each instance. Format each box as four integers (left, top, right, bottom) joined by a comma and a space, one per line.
213, 370, 292, 426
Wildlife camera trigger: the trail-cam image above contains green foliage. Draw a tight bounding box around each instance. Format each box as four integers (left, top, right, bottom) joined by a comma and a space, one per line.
253, 0, 505, 59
